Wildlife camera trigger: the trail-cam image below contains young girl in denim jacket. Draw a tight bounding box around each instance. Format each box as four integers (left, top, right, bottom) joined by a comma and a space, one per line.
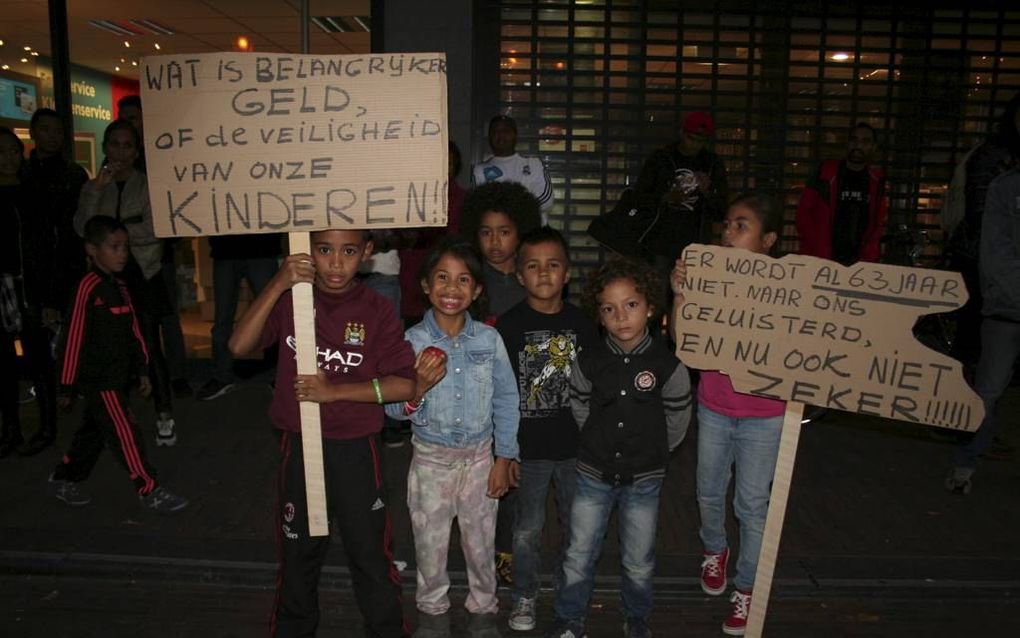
386, 237, 520, 620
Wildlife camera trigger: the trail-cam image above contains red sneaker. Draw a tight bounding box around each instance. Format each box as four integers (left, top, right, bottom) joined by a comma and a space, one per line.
723, 589, 751, 636
700, 547, 729, 595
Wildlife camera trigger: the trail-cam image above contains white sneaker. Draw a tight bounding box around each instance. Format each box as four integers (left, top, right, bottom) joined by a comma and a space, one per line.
508, 596, 536, 631
156, 412, 177, 447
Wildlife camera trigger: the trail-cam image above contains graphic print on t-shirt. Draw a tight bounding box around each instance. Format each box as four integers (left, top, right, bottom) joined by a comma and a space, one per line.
519, 329, 579, 418
670, 167, 701, 211
284, 335, 364, 374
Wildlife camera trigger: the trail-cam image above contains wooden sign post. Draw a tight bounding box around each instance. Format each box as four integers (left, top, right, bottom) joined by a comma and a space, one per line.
141, 51, 449, 536
674, 244, 984, 636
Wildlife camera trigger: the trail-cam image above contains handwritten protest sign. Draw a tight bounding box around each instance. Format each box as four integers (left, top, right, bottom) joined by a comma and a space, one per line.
675, 244, 984, 432
140, 52, 448, 237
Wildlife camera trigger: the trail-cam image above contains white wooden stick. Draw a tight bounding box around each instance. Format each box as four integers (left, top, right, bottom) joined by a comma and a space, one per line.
744, 400, 805, 637
289, 232, 328, 537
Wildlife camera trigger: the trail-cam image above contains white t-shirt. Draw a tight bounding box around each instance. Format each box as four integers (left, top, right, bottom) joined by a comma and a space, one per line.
472, 153, 554, 217
360, 249, 400, 276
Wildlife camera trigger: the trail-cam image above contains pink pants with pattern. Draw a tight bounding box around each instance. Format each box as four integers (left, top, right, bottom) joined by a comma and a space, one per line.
407, 437, 498, 615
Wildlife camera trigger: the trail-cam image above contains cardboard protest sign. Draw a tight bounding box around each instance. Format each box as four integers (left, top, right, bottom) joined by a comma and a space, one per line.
140, 52, 448, 237
675, 244, 984, 431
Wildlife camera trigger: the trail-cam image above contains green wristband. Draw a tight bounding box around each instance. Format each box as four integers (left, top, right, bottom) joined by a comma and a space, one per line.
372, 378, 383, 404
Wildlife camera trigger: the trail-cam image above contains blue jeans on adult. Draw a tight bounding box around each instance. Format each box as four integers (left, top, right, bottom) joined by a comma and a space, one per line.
696, 404, 783, 592
553, 472, 662, 626
952, 317, 1020, 469
211, 257, 278, 383
512, 458, 577, 602
160, 258, 188, 380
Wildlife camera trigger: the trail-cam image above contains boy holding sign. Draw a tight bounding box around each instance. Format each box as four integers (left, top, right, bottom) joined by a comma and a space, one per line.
229, 229, 416, 638
672, 193, 787, 636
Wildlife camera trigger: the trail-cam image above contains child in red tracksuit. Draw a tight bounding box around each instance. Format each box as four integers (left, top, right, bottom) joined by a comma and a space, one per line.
48, 215, 188, 514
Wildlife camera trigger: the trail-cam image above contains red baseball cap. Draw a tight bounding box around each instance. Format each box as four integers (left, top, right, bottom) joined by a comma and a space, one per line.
682, 112, 715, 137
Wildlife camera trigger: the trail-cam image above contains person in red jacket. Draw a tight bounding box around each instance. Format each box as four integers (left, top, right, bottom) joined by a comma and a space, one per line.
796, 122, 888, 265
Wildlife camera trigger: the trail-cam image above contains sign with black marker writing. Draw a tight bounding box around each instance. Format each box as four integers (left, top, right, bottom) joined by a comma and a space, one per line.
140, 52, 448, 237
675, 244, 984, 431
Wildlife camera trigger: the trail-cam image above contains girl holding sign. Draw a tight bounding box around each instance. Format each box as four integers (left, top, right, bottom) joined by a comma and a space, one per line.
671, 193, 787, 636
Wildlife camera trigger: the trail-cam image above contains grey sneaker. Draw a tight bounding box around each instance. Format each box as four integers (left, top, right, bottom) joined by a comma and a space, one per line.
624, 617, 652, 638
141, 486, 189, 513
508, 597, 536, 631
545, 620, 585, 638
156, 412, 177, 447
49, 474, 92, 506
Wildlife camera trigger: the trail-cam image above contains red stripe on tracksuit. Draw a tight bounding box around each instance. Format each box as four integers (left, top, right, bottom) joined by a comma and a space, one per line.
99, 390, 156, 495
270, 431, 292, 637
369, 437, 410, 636
60, 273, 102, 386
118, 283, 149, 364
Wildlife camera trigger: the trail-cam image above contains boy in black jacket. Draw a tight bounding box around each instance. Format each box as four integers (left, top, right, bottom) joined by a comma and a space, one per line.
48, 216, 188, 513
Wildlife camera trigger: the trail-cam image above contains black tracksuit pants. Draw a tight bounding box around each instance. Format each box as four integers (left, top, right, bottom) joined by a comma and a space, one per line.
52, 387, 158, 495
272, 432, 407, 638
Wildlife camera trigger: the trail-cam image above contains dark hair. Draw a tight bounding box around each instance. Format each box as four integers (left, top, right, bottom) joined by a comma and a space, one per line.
488, 114, 517, 133
313, 228, 372, 243
582, 256, 664, 323
850, 121, 877, 139
30, 108, 61, 130
727, 191, 784, 255
83, 215, 127, 246
449, 141, 462, 177
462, 181, 542, 252
0, 126, 25, 156
516, 225, 570, 270
117, 95, 142, 112
102, 119, 141, 151
419, 236, 489, 319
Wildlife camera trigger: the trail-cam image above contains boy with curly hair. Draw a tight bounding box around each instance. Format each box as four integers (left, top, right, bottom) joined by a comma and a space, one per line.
462, 181, 543, 317
546, 257, 692, 638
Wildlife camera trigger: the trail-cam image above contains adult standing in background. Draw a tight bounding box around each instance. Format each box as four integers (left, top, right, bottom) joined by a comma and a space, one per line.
17, 109, 89, 457
473, 115, 554, 222
196, 235, 282, 401
796, 122, 888, 265
634, 111, 729, 275
118, 95, 192, 398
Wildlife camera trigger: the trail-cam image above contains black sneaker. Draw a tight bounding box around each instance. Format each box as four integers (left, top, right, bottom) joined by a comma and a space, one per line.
171, 378, 193, 399
141, 486, 189, 513
49, 474, 92, 506
196, 379, 234, 401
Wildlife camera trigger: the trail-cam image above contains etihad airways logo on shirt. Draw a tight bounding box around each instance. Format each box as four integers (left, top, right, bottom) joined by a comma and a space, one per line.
285, 336, 363, 373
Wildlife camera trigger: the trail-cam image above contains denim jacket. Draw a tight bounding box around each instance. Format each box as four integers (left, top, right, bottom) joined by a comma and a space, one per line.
385, 309, 520, 459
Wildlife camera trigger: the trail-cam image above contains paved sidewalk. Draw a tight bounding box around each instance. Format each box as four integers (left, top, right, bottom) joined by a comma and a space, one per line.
1, 368, 1019, 636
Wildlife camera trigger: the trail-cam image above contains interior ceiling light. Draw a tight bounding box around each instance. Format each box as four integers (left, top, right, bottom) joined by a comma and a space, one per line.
88, 20, 142, 37
831, 52, 851, 61
1, 64, 8, 70
312, 16, 370, 33
30, 51, 38, 56
124, 41, 131, 48
129, 19, 176, 36
23, 45, 31, 51
154, 43, 161, 50
20, 57, 28, 63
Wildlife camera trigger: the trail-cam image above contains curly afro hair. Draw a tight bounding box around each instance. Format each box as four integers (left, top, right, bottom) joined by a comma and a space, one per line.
461, 181, 542, 251
582, 256, 665, 322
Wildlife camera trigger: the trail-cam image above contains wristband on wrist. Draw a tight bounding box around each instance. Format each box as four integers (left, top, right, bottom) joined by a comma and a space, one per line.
371, 378, 384, 404
404, 396, 425, 414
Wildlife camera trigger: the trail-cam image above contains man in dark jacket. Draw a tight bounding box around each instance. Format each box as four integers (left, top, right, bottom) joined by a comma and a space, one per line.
946, 93, 1020, 366
947, 166, 1020, 493
634, 112, 729, 271
796, 122, 888, 266
18, 108, 88, 456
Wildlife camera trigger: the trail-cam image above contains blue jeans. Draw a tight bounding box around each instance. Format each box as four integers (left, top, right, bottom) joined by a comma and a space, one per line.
553, 472, 662, 625
696, 404, 783, 592
512, 458, 577, 601
211, 257, 278, 382
160, 258, 188, 380
952, 317, 1020, 469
